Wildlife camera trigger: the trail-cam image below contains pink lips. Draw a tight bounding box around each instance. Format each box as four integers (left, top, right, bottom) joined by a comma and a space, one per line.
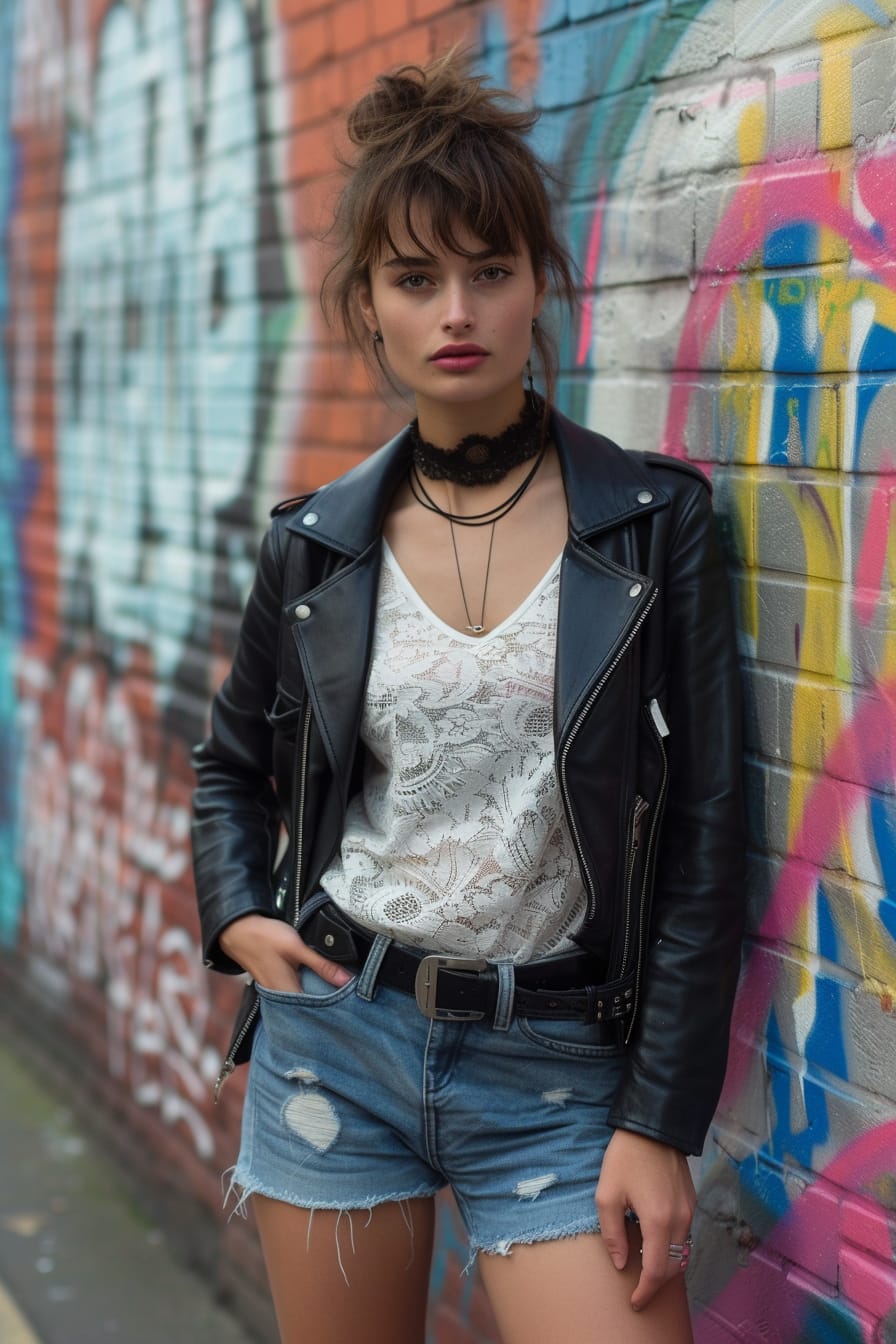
430, 343, 489, 372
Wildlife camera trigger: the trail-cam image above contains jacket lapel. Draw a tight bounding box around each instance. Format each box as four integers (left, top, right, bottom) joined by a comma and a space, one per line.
287, 543, 382, 796
555, 541, 655, 744
551, 411, 667, 745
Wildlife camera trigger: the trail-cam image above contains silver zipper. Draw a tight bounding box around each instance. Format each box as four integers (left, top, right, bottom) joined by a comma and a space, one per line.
214, 699, 313, 1102
620, 795, 650, 975
291, 701, 313, 929
558, 586, 658, 922
626, 697, 670, 1044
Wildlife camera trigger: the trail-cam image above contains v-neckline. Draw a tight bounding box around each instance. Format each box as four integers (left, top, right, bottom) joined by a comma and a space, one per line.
381, 539, 562, 646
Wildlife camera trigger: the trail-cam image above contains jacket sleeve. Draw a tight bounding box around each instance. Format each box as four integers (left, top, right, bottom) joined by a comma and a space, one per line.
608, 474, 746, 1154
191, 522, 287, 973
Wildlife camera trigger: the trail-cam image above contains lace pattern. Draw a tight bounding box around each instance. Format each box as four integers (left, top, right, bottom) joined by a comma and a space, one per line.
318, 542, 587, 963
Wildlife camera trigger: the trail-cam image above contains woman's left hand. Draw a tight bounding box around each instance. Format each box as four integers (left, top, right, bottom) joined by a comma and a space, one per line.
595, 1129, 696, 1311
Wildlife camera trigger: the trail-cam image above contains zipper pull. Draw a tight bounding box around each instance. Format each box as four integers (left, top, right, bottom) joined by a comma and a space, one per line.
214, 1058, 235, 1104
632, 795, 650, 845
648, 698, 670, 737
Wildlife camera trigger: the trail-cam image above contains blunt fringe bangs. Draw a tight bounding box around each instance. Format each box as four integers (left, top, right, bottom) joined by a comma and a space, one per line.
322, 52, 578, 405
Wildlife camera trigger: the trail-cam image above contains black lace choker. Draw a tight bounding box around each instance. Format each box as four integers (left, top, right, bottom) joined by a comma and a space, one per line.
410, 391, 545, 486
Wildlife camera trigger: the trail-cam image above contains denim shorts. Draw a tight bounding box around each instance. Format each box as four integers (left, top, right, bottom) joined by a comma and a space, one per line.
230, 901, 625, 1267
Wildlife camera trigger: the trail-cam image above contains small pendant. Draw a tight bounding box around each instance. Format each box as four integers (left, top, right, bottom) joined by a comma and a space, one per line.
467, 624, 485, 634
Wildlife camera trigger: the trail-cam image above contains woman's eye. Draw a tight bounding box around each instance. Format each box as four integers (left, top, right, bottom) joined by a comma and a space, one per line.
478, 265, 510, 282
398, 273, 430, 289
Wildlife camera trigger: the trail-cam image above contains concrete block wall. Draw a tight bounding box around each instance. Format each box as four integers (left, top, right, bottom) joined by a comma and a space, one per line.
1, 1, 894, 1340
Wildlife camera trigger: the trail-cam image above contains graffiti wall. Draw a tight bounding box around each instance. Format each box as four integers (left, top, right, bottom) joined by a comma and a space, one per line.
1, 1, 894, 1341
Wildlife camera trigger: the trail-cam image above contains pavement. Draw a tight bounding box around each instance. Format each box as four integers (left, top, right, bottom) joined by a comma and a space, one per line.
0, 1039, 259, 1344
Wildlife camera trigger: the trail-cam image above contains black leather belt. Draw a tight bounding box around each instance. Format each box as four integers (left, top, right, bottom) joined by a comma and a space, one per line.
301, 902, 634, 1038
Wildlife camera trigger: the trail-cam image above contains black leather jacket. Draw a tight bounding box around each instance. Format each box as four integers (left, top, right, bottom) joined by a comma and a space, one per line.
192, 409, 745, 1154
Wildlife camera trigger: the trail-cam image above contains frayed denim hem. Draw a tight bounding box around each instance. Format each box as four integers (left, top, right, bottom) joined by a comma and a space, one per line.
465, 1215, 601, 1275
222, 1166, 444, 1221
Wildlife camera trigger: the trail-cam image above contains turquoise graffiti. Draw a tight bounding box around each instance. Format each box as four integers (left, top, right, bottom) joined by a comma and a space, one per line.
56, 0, 298, 731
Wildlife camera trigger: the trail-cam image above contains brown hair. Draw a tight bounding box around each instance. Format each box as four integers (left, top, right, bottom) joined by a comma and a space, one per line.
321, 51, 578, 407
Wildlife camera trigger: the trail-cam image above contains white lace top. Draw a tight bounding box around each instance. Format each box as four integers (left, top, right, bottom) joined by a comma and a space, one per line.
318, 540, 587, 963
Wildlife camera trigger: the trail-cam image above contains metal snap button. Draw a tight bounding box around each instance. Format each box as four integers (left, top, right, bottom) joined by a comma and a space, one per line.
302, 511, 319, 526
294, 603, 311, 620
637, 489, 653, 504
324, 933, 335, 948
629, 582, 642, 598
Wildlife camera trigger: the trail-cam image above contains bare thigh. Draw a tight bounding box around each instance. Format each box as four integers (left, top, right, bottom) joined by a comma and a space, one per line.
253, 1194, 436, 1344
478, 1224, 693, 1344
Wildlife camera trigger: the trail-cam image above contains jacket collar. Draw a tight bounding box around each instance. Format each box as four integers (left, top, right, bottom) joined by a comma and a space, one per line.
285, 406, 669, 556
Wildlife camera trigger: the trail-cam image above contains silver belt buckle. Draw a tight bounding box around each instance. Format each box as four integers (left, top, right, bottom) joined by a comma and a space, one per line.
414, 955, 489, 1020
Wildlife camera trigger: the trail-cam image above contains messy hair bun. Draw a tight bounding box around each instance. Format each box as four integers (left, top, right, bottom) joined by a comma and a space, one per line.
322, 52, 577, 405
346, 57, 536, 155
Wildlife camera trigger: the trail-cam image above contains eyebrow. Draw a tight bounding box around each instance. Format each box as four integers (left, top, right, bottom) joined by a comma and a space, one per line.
381, 248, 509, 269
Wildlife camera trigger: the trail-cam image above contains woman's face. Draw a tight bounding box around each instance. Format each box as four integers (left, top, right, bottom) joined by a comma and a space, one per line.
359, 210, 546, 434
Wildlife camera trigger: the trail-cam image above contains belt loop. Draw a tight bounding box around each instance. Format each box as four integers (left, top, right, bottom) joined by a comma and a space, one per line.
356, 932, 392, 1001
296, 889, 332, 930
491, 961, 515, 1032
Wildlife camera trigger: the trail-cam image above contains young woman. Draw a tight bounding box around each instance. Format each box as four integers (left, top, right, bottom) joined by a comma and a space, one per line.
192, 54, 744, 1344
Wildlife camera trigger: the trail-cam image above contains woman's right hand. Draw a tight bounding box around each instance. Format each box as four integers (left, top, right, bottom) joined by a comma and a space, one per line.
218, 913, 355, 994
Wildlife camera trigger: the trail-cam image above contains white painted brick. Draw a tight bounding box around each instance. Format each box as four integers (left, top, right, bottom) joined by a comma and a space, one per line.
658, 0, 736, 78
852, 29, 896, 144
770, 49, 821, 160
612, 70, 771, 192
571, 187, 695, 287
742, 663, 788, 761
586, 277, 695, 371
733, 0, 889, 61
850, 377, 896, 474
579, 372, 670, 451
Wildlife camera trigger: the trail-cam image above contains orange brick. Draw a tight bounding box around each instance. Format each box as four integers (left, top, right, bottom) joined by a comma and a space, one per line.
372, 0, 410, 39
288, 126, 340, 186
285, 14, 330, 75
423, 13, 473, 58
411, 0, 449, 20
330, 0, 370, 54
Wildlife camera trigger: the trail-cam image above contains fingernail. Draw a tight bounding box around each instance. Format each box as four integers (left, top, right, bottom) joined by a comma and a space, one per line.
336, 970, 352, 985
610, 1253, 625, 1270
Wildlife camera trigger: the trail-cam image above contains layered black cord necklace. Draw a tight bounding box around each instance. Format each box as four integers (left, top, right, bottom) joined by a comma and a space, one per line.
407, 392, 548, 634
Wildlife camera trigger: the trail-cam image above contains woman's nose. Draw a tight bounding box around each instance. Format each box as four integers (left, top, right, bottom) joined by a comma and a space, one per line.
440, 282, 474, 330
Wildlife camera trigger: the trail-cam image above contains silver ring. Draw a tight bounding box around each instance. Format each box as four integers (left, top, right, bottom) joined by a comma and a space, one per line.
667, 1234, 693, 1271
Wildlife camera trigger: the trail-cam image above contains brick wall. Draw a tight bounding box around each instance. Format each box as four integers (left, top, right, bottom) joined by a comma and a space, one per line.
1, 2, 894, 1340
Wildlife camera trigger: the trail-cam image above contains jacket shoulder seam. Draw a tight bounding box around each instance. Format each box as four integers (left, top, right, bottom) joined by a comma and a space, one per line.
637, 452, 712, 493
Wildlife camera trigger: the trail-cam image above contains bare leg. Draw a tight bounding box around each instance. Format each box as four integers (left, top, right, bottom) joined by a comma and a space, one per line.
478, 1223, 693, 1344
252, 1195, 435, 1344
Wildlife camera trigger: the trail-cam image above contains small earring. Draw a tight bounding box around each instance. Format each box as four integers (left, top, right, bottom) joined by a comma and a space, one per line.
531, 319, 536, 332
372, 329, 382, 344
525, 357, 535, 396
